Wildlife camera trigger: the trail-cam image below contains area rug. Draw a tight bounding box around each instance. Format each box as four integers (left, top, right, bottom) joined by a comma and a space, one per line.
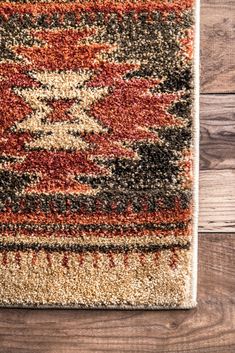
0, 0, 199, 309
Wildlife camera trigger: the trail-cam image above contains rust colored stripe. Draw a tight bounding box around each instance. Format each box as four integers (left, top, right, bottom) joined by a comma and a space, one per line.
0, 1, 194, 17
0, 207, 192, 225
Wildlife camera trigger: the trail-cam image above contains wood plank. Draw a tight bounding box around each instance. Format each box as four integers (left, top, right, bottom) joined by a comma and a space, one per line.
200, 94, 235, 170
197, 94, 235, 232
199, 170, 235, 232
201, 0, 235, 93
0, 233, 234, 353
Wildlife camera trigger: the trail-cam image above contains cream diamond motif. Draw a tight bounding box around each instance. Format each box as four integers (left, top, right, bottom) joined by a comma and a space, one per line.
14, 70, 108, 151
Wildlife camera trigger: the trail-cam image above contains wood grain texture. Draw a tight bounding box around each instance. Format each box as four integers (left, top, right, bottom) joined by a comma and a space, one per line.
199, 170, 235, 232
198, 94, 235, 232
0, 234, 234, 353
201, 0, 235, 93
200, 95, 235, 170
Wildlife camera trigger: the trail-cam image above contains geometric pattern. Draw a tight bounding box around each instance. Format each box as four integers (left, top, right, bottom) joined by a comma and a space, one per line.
0, 0, 198, 308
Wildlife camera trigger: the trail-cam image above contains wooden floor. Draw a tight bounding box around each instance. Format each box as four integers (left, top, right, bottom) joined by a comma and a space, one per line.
0, 1, 234, 352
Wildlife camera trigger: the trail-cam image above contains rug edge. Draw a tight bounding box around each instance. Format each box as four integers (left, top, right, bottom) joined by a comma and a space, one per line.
190, 0, 200, 309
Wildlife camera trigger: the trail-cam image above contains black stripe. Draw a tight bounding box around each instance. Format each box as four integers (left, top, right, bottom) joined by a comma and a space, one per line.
0, 221, 190, 232
0, 241, 190, 254
0, 190, 192, 214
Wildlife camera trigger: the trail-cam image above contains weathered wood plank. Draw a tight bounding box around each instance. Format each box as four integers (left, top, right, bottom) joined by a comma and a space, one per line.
201, 0, 235, 93
0, 233, 234, 353
199, 170, 235, 232
200, 94, 235, 170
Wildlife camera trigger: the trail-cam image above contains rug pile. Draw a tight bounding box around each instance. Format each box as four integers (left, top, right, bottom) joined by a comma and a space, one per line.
0, 0, 199, 308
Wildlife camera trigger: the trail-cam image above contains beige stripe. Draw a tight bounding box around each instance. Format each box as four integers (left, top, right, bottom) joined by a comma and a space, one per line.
1, 230, 192, 247
0, 249, 193, 308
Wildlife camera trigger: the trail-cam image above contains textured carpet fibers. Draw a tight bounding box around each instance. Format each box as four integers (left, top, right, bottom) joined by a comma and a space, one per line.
0, 0, 199, 308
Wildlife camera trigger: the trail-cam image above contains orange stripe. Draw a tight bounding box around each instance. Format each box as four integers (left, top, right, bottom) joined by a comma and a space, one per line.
0, 207, 192, 225
0, 0, 194, 17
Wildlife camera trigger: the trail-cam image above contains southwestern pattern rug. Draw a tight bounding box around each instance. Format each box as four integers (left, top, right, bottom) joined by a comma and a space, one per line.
0, 0, 199, 308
